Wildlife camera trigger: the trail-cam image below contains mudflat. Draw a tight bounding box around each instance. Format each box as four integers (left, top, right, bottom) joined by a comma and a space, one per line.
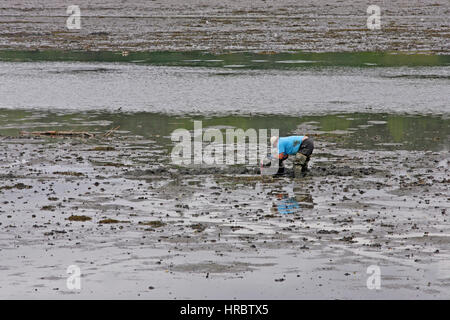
0, 111, 448, 299
0, 0, 448, 53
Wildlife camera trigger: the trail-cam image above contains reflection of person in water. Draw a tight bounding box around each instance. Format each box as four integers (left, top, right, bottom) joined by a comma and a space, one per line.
270, 135, 314, 176
276, 193, 300, 214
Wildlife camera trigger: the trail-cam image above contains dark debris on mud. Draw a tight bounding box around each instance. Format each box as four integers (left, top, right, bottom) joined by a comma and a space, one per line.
0, 131, 449, 299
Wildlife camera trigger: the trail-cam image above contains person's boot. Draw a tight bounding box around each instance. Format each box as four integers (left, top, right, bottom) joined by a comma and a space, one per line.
275, 159, 285, 176
301, 158, 310, 173
294, 154, 307, 178
275, 166, 285, 175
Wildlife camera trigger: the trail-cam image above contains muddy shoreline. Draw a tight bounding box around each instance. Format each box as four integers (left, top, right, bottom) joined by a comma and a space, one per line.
0, 0, 449, 296
0, 115, 448, 298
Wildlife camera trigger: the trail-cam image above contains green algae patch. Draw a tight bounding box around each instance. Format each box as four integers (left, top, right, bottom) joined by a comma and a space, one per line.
54, 171, 84, 177
190, 223, 207, 232
88, 146, 116, 151
67, 215, 92, 222
0, 183, 32, 190
91, 161, 129, 167
139, 221, 166, 228
41, 205, 56, 211
99, 218, 130, 224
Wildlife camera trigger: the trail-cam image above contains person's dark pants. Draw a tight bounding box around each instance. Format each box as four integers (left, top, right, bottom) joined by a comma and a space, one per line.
298, 137, 314, 158
297, 137, 314, 172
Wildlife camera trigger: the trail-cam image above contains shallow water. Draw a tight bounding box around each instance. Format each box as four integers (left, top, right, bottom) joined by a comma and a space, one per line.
0, 57, 449, 115
0, 110, 448, 152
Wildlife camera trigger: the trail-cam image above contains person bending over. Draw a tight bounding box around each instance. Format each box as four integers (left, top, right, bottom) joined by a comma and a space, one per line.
270, 135, 314, 176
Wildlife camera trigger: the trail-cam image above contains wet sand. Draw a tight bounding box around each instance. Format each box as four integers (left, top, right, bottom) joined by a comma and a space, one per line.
0, 0, 448, 298
0, 113, 448, 299
0, 0, 449, 53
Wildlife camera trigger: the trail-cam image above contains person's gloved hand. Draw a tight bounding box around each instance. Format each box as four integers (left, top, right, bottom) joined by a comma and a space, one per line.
261, 155, 272, 167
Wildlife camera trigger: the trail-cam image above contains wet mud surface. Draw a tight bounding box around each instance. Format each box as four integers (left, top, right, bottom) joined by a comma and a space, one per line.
0, 0, 449, 53
0, 114, 448, 298
0, 0, 448, 300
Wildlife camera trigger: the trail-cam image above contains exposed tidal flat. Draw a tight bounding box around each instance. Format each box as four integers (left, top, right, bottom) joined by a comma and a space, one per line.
0, 109, 448, 298
0, 0, 449, 296
0, 0, 448, 53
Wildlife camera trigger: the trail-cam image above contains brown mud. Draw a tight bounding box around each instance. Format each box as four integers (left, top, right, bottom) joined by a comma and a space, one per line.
0, 0, 449, 53
0, 124, 448, 298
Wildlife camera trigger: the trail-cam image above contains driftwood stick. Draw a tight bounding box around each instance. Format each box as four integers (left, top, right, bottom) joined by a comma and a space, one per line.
20, 131, 94, 138
104, 126, 120, 138
20, 126, 120, 139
